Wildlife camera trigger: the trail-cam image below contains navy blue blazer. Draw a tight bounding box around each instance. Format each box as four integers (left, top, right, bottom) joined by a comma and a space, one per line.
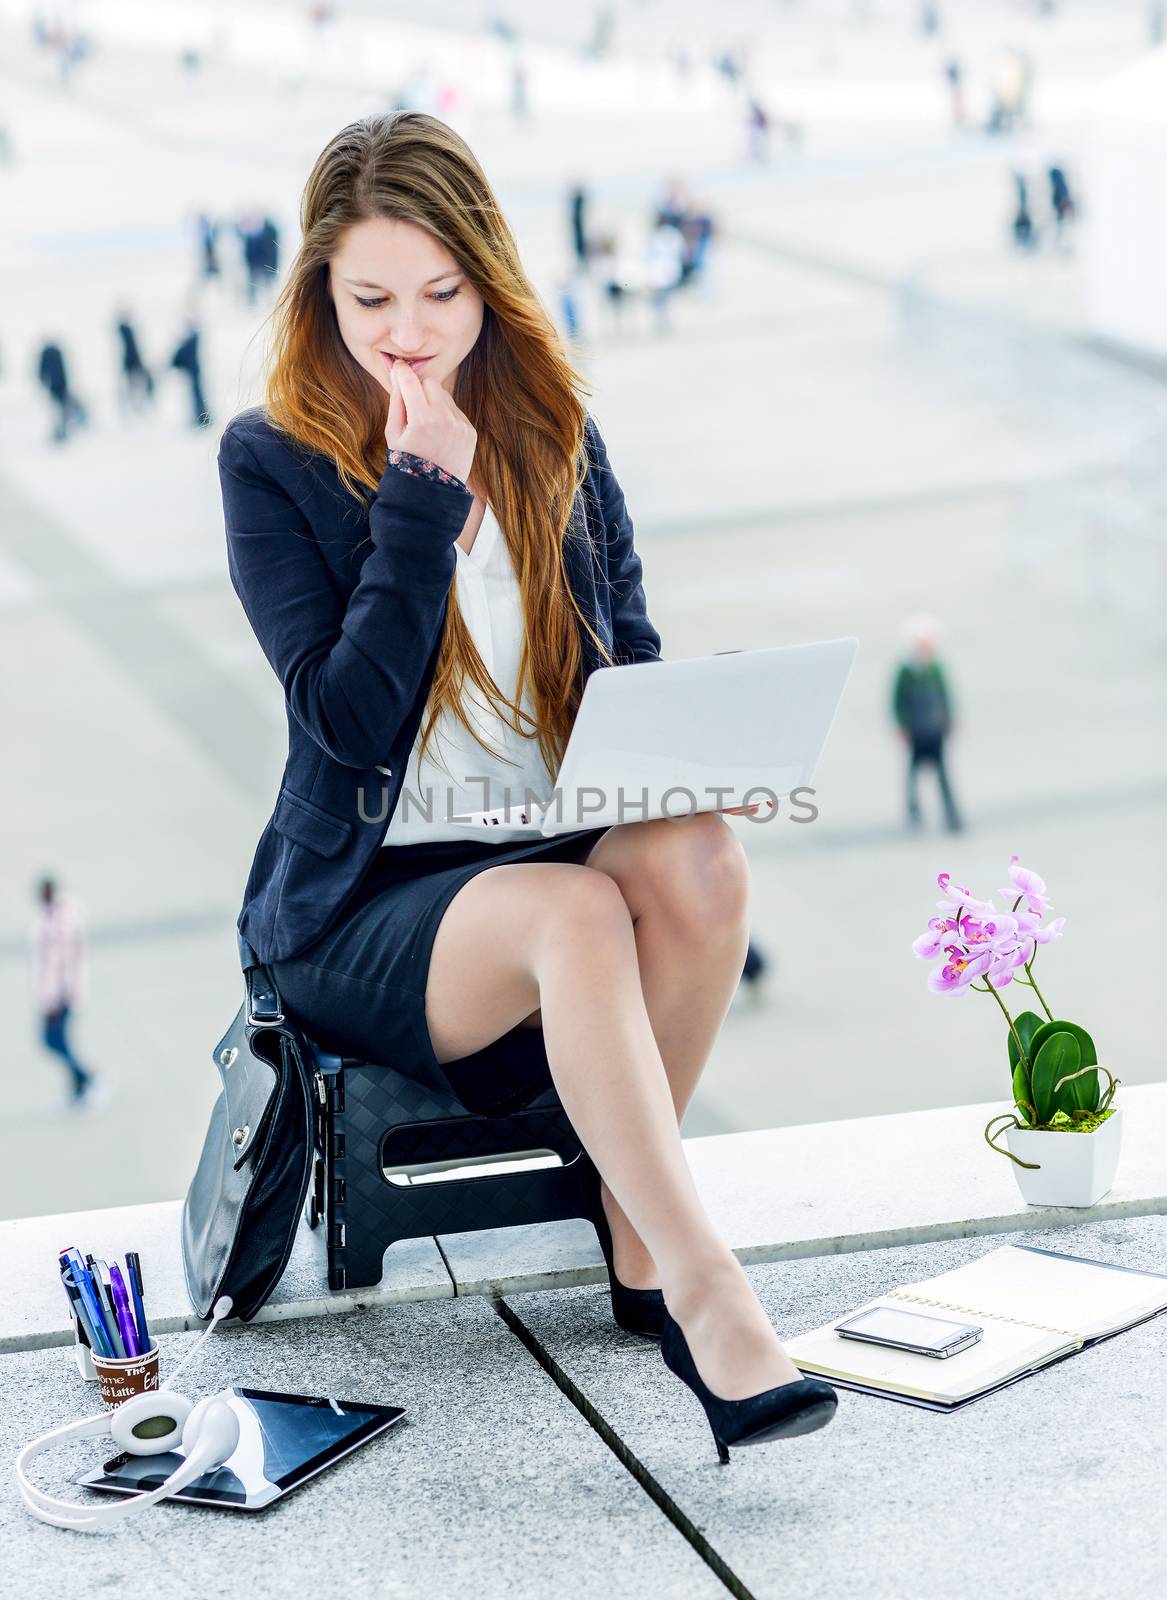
218, 407, 663, 967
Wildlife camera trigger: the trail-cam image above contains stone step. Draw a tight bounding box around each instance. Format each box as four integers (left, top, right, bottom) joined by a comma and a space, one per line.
6, 1084, 1164, 1354
3, 1295, 724, 1600
505, 1215, 1167, 1600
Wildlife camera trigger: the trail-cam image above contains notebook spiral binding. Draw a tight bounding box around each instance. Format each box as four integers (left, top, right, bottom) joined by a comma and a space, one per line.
886, 1288, 1080, 1341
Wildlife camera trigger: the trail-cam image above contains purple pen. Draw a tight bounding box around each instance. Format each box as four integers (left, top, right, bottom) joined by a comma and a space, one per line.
108, 1264, 142, 1357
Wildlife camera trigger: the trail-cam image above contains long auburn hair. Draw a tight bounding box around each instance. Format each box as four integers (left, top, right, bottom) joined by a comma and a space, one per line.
262, 110, 615, 784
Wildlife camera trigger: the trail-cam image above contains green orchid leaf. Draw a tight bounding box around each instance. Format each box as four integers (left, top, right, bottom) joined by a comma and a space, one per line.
1008, 1011, 1044, 1076
1031, 1032, 1081, 1123
1011, 1059, 1032, 1120
1028, 1020, 1097, 1111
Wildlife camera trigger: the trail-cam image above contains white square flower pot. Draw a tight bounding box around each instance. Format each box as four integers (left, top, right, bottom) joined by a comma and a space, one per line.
1004, 1108, 1122, 1207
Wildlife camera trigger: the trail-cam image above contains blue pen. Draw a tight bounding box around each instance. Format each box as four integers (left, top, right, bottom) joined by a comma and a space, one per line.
63, 1247, 114, 1358
62, 1248, 116, 1358
58, 1257, 100, 1352
84, 1253, 119, 1357
82, 1252, 121, 1357
125, 1251, 151, 1352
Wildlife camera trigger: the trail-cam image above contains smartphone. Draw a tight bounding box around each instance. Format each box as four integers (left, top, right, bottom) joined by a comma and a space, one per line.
834, 1306, 983, 1359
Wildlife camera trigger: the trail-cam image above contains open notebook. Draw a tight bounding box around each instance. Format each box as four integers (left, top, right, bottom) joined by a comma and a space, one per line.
785, 1244, 1167, 1412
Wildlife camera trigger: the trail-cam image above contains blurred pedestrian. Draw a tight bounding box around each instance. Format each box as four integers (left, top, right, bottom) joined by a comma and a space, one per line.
170, 316, 212, 427
511, 57, 529, 120
557, 272, 585, 344
114, 309, 156, 414
593, 232, 636, 333
568, 181, 591, 272
1010, 171, 1037, 251
29, 877, 100, 1109
195, 211, 221, 279
714, 45, 745, 88
944, 58, 965, 127
987, 47, 1029, 135
654, 179, 716, 291
1048, 165, 1076, 250
681, 203, 715, 288
655, 176, 690, 234
646, 218, 686, 332
737, 939, 773, 1005
35, 339, 87, 444
259, 214, 281, 286
236, 209, 278, 305
746, 97, 771, 163
236, 210, 262, 302
587, 5, 616, 59
892, 616, 963, 833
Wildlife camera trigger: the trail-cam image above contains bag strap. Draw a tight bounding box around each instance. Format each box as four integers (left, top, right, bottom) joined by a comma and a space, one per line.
237, 929, 285, 1028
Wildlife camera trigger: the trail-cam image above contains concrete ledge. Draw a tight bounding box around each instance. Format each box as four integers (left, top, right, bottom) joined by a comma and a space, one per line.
5, 1084, 1164, 1353
439, 1082, 1167, 1295
0, 1201, 451, 1354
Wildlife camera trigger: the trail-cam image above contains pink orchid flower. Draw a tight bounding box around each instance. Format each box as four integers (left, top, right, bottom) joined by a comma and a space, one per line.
926, 944, 993, 994
1002, 938, 1035, 968
1011, 908, 1066, 949
934, 871, 995, 916
912, 912, 965, 960
958, 912, 1020, 953
984, 954, 1020, 988
914, 863, 1067, 996
998, 854, 1052, 914
983, 915, 1065, 979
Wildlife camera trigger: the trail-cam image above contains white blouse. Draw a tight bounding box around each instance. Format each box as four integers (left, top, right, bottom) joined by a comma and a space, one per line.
380, 503, 556, 846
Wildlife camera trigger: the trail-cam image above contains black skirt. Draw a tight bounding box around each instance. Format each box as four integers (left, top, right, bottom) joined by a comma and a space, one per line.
266, 826, 612, 1115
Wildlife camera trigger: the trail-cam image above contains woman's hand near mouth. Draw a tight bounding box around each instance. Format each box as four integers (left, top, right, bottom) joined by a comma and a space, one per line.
384, 358, 476, 487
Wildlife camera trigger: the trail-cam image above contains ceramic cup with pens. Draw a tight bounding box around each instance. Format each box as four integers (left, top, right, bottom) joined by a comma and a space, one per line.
59, 1246, 155, 1404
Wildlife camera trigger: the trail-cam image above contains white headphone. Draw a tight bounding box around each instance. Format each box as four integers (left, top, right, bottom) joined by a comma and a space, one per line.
16, 1297, 239, 1532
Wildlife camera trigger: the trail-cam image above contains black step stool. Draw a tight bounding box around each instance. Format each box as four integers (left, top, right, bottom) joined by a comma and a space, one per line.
300, 1026, 601, 1291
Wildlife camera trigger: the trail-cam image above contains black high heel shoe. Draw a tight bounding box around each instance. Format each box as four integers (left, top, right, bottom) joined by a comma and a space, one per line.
661, 1309, 838, 1463
581, 1159, 665, 1340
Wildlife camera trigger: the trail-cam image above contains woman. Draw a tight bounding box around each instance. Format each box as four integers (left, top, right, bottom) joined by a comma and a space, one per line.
219, 112, 836, 1461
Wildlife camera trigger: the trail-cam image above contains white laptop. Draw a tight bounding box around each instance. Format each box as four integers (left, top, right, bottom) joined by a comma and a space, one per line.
447, 637, 859, 838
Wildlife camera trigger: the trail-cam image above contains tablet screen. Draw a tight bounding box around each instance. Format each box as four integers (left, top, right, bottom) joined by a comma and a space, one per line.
71, 1387, 406, 1511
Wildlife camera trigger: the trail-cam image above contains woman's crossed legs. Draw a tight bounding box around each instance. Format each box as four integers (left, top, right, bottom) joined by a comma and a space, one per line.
424, 812, 802, 1401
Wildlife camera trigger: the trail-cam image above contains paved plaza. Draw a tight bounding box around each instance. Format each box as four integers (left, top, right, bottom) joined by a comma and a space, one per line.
4, 1205, 1165, 1597
1, 2, 1164, 1218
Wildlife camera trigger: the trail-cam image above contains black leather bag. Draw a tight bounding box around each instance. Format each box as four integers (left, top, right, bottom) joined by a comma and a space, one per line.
181, 960, 314, 1322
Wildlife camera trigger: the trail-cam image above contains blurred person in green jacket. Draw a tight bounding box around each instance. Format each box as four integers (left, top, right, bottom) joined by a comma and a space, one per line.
892, 615, 963, 833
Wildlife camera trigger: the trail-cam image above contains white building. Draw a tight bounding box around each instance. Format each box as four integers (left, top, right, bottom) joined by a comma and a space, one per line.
1083, 49, 1167, 361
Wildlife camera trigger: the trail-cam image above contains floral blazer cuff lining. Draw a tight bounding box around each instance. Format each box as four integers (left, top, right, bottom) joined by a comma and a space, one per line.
386, 449, 468, 492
